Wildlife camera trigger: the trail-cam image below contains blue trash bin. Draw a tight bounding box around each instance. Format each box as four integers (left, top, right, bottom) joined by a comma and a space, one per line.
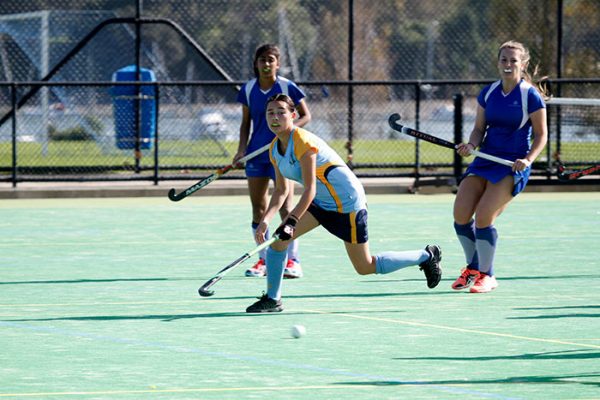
111, 65, 156, 150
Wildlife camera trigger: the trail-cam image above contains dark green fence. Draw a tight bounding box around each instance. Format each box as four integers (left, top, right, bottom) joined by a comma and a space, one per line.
1, 79, 599, 186
1, 0, 598, 186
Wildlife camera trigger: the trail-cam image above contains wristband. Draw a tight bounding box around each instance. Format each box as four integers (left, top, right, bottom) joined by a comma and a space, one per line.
284, 216, 298, 227
288, 214, 299, 222
467, 142, 477, 148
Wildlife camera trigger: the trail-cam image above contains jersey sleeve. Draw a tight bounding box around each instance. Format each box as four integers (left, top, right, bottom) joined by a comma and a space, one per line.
287, 82, 307, 105
527, 88, 545, 114
236, 82, 249, 106
268, 139, 278, 168
292, 128, 318, 161
477, 85, 490, 108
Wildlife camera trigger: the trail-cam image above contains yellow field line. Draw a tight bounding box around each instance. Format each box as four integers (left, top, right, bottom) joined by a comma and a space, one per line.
302, 309, 600, 349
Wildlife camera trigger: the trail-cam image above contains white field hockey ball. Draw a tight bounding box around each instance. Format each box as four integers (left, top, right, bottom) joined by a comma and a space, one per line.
290, 325, 306, 338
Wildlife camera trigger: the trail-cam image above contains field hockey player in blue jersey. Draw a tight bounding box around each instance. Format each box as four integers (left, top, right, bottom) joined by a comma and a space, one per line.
246, 94, 442, 313
452, 41, 549, 293
233, 44, 311, 280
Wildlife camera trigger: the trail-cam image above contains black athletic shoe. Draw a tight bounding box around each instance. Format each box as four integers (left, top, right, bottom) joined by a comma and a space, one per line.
419, 245, 442, 289
246, 293, 283, 313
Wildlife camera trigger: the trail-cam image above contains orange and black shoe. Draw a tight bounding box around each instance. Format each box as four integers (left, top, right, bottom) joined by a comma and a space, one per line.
451, 268, 480, 290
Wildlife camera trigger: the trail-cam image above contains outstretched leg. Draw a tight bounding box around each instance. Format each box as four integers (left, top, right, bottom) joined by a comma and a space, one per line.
344, 242, 442, 288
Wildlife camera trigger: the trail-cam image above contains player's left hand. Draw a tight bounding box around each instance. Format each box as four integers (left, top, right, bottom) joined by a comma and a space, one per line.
456, 143, 474, 157
513, 158, 531, 172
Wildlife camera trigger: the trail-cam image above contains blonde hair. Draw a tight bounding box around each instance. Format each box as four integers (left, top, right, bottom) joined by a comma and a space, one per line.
498, 41, 549, 99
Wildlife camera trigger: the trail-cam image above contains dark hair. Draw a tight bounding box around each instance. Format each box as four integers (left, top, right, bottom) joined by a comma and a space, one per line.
266, 93, 295, 111
253, 43, 280, 78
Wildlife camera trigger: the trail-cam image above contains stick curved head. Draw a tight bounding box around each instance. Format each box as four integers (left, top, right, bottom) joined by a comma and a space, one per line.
168, 188, 182, 202
198, 288, 215, 297
388, 113, 403, 130
389, 113, 401, 124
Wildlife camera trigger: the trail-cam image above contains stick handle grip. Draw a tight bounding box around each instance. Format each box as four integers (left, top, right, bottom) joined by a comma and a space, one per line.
389, 112, 514, 169
470, 149, 514, 167
237, 143, 271, 164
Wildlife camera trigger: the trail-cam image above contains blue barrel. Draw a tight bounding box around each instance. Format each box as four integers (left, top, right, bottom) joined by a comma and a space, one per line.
111, 66, 156, 150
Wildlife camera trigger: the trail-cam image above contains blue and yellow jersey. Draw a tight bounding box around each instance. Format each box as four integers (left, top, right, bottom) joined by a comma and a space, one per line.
269, 127, 367, 213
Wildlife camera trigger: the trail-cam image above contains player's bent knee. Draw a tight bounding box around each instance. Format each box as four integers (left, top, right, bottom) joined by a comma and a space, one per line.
353, 263, 375, 275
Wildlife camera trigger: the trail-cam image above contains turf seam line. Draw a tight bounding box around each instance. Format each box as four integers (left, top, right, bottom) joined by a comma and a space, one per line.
300, 309, 600, 349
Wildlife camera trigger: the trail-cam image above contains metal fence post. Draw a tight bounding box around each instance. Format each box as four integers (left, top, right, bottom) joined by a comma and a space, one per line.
11, 82, 17, 187
414, 83, 421, 183
453, 93, 463, 181
153, 83, 159, 185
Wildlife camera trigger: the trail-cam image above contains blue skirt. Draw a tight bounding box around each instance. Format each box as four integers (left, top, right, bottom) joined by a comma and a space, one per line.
464, 159, 530, 196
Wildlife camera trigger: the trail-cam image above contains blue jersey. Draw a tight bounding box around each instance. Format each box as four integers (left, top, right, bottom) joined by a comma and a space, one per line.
237, 76, 306, 164
477, 79, 545, 162
467, 79, 545, 187
269, 127, 367, 213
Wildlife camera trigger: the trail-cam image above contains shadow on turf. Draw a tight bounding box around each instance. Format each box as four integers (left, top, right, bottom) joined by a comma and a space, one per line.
508, 313, 600, 319
0, 277, 186, 285
495, 274, 600, 281
8, 273, 595, 287
334, 372, 600, 387
218, 291, 456, 301
3, 308, 409, 323
5, 312, 257, 322
393, 349, 600, 361
373, 274, 600, 284
510, 304, 600, 320
514, 305, 600, 310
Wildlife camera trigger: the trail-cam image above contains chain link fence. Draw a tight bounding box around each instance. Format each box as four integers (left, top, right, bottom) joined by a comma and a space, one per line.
0, 0, 598, 184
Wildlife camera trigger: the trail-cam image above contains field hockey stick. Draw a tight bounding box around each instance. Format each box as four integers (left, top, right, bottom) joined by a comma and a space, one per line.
388, 113, 514, 167
557, 163, 600, 181
198, 235, 278, 297
167, 143, 271, 202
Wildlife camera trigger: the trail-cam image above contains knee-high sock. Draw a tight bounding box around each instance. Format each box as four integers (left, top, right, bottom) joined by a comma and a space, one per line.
287, 239, 299, 262
375, 249, 429, 274
454, 220, 479, 270
252, 222, 270, 260
266, 247, 287, 300
475, 225, 498, 276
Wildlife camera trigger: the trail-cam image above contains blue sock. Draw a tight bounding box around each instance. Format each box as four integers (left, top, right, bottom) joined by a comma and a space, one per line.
375, 249, 429, 274
252, 222, 270, 260
266, 247, 287, 300
454, 220, 479, 270
475, 225, 498, 276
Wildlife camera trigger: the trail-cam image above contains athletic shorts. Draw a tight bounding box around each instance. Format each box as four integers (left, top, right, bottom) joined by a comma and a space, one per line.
245, 160, 276, 180
307, 203, 368, 244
